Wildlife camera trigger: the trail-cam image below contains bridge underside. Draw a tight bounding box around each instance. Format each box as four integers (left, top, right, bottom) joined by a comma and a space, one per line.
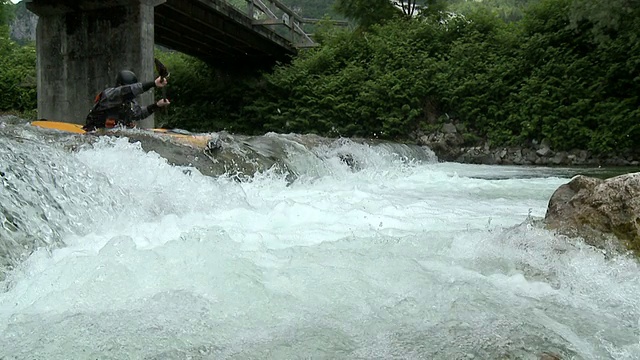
155, 0, 296, 69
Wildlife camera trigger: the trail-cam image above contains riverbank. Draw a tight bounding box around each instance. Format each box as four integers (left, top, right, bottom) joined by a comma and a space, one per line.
5, 114, 638, 168
415, 122, 640, 167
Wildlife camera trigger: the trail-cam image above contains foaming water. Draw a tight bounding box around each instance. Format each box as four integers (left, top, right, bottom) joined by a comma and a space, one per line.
1, 129, 639, 359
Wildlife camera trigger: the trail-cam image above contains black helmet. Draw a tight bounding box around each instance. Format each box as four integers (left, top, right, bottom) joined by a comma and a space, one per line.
115, 70, 138, 86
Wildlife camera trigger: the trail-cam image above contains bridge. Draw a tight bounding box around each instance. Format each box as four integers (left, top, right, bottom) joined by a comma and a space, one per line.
25, 0, 321, 128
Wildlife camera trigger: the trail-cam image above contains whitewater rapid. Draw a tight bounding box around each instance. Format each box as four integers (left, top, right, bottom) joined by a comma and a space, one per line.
0, 126, 639, 359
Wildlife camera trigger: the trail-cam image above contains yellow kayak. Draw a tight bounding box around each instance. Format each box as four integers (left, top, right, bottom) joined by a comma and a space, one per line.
32, 120, 87, 134
31, 120, 212, 149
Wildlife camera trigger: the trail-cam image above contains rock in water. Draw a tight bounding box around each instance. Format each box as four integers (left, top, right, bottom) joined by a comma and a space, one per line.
544, 173, 640, 254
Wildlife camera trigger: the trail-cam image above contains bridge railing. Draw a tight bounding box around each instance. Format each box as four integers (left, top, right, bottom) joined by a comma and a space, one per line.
227, 0, 348, 48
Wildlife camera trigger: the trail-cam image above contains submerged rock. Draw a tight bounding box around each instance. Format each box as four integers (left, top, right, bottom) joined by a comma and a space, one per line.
544, 173, 640, 254
539, 353, 562, 360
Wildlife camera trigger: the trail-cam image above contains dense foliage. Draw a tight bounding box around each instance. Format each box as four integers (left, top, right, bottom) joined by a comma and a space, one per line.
447, 0, 540, 22
0, 0, 36, 116
3, 0, 639, 156
238, 0, 639, 154
0, 0, 12, 26
333, 0, 399, 27
152, 51, 263, 134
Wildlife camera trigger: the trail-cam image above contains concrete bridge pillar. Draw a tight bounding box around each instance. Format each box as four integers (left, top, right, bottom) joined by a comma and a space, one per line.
26, 0, 165, 129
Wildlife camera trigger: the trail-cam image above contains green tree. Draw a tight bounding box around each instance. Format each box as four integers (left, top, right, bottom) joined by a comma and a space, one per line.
334, 0, 399, 27
0, 0, 13, 27
447, 0, 540, 22
0, 1, 36, 115
568, 0, 640, 41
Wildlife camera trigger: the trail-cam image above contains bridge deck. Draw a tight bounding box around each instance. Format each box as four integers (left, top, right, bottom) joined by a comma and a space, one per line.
155, 0, 296, 69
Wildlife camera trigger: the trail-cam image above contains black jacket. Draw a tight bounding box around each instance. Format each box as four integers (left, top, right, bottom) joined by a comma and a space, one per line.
84, 81, 158, 131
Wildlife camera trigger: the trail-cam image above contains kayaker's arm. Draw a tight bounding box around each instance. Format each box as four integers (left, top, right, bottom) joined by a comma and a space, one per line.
102, 77, 163, 102
143, 77, 170, 117
144, 98, 171, 117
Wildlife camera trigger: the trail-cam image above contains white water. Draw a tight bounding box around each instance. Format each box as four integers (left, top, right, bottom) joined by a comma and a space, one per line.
1, 135, 639, 359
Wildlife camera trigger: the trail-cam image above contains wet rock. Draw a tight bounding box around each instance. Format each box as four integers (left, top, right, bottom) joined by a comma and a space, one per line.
418, 131, 464, 161
205, 133, 223, 152
338, 153, 359, 170
544, 173, 640, 254
539, 352, 562, 360
442, 122, 457, 134
550, 151, 568, 165
523, 148, 538, 164
536, 146, 553, 157
456, 147, 497, 165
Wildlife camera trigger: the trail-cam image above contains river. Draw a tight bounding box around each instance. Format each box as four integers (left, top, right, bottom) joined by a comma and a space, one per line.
1, 120, 638, 359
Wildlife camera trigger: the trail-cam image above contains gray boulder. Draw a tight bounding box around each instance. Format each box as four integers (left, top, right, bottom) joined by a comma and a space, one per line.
544, 173, 640, 254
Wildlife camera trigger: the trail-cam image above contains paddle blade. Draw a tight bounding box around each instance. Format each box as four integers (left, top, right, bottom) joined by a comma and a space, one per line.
154, 58, 169, 79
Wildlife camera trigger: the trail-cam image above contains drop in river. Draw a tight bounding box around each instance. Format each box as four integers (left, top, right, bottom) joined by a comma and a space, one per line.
0, 120, 639, 359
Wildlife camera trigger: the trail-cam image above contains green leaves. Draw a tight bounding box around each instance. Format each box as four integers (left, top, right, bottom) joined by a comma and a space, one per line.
333, 0, 399, 28
245, 19, 446, 140
0, 0, 14, 28
1, 1, 37, 114
0, 31, 36, 113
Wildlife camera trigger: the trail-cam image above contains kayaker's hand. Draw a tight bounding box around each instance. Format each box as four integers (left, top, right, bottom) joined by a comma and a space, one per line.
156, 98, 170, 107
155, 76, 168, 88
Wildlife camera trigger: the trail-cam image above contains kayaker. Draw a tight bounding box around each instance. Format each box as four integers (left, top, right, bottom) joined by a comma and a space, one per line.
83, 70, 170, 131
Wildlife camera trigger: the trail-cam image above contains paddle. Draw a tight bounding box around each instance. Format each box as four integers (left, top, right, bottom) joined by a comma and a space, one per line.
154, 57, 170, 117
154, 57, 170, 102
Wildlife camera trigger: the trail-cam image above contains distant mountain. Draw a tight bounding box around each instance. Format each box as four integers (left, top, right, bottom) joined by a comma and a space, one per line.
9, 1, 37, 44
